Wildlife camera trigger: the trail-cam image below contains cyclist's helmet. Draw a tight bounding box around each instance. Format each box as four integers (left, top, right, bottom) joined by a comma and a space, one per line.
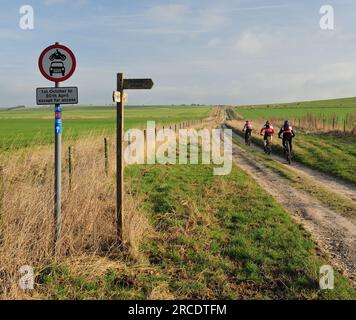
284, 120, 289, 130
265, 120, 270, 128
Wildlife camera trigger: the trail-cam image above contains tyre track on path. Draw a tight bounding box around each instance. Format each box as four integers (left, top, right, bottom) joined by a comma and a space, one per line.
223, 126, 356, 282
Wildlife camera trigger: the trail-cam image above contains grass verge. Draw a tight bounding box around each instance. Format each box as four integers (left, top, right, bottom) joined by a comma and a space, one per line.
37, 162, 355, 299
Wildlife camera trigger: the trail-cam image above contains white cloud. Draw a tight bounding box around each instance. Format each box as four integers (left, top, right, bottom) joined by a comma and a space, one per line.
195, 9, 229, 31
147, 4, 188, 22
44, 0, 88, 7
235, 32, 266, 55
208, 38, 222, 48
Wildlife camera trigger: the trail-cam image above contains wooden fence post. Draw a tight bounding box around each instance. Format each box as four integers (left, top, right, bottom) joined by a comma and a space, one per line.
0, 166, 3, 214
68, 146, 73, 190
104, 138, 108, 176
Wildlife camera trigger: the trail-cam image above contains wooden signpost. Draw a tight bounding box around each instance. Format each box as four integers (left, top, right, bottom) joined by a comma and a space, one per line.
114, 73, 154, 242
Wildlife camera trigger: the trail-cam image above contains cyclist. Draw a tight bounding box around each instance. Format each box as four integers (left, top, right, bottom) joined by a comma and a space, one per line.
242, 121, 253, 145
260, 121, 275, 152
278, 120, 296, 153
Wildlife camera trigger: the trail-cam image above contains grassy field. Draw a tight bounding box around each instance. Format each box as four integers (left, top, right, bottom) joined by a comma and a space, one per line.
236, 97, 356, 130
237, 96, 356, 112
227, 98, 356, 185
0, 105, 212, 151
0, 105, 354, 299
35, 161, 355, 299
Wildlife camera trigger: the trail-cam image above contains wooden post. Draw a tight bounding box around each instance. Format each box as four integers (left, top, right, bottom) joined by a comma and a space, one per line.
116, 73, 124, 243
68, 146, 73, 190
104, 138, 108, 175
0, 166, 3, 213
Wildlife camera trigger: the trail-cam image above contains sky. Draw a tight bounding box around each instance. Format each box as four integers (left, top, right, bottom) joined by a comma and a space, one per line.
1, 0, 356, 106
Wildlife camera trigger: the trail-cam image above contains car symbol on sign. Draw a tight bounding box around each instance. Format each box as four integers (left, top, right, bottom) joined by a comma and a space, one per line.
50, 61, 66, 76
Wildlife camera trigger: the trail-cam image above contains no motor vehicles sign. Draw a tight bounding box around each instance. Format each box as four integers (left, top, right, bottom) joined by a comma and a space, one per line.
36, 87, 78, 105
38, 44, 76, 82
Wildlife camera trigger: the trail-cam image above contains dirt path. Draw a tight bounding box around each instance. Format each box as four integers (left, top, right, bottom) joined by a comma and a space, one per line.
228, 122, 356, 203
224, 126, 356, 282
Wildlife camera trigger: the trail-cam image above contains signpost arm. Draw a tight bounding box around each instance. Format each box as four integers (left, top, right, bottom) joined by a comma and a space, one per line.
54, 80, 62, 248
117, 73, 124, 243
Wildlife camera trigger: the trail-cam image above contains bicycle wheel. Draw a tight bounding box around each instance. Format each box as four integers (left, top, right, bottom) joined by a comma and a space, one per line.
285, 140, 291, 164
266, 136, 272, 155
247, 132, 251, 146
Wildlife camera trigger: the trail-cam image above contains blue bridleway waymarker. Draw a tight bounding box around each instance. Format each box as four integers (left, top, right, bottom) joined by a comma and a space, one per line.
55, 104, 62, 134
37, 42, 77, 249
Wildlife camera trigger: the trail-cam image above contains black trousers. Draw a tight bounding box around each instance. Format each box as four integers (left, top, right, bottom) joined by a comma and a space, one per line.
244, 129, 252, 142
282, 136, 293, 152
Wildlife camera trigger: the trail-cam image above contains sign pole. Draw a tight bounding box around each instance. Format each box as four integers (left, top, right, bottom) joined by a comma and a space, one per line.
54, 80, 62, 247
117, 73, 124, 243
38, 42, 77, 251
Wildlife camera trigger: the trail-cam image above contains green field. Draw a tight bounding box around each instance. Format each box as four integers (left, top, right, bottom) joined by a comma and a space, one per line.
236, 97, 356, 124
0, 105, 212, 151
228, 98, 356, 184
39, 161, 355, 299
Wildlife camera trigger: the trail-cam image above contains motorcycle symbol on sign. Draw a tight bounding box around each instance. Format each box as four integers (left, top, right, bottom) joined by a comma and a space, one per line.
49, 49, 67, 76
49, 49, 67, 61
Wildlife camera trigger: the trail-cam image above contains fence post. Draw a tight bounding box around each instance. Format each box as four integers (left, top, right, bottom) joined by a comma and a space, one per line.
0, 166, 3, 214
344, 119, 346, 134
104, 138, 108, 175
68, 146, 73, 190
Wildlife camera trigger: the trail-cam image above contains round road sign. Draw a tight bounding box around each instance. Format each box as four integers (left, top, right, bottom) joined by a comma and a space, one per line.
38, 44, 76, 82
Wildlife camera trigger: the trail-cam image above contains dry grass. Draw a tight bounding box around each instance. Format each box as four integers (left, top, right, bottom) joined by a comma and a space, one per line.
0, 109, 222, 299
0, 134, 152, 299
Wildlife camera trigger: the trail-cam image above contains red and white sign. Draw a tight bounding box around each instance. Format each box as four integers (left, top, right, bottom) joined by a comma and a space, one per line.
38, 44, 76, 82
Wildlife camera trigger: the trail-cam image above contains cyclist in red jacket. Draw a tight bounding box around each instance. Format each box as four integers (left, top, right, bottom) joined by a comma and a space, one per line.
260, 121, 275, 151
278, 120, 296, 153
242, 121, 253, 145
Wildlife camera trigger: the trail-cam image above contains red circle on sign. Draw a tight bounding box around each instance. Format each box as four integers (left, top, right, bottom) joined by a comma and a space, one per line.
38, 44, 76, 82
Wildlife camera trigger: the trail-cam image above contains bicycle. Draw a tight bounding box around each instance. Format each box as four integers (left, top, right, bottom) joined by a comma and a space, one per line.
264, 136, 272, 155
283, 138, 292, 164
244, 130, 252, 146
